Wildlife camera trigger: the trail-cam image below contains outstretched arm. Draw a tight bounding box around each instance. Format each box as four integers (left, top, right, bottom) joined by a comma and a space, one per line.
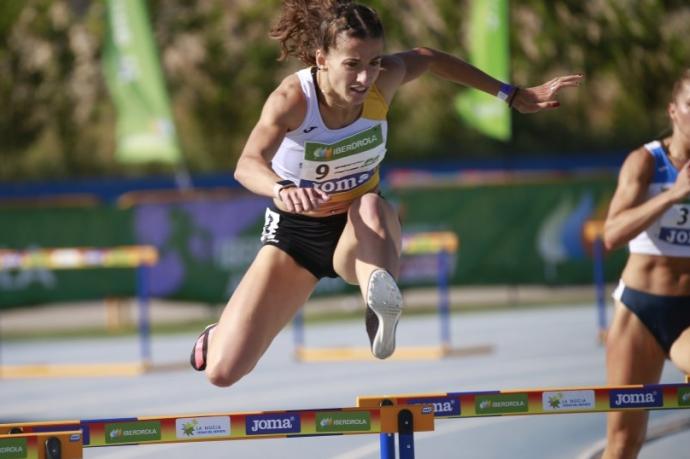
382, 47, 582, 113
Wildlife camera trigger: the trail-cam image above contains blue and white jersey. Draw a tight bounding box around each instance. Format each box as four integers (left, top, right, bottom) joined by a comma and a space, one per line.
628, 140, 690, 257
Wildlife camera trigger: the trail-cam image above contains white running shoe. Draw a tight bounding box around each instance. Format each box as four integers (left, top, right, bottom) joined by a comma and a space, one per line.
365, 269, 403, 359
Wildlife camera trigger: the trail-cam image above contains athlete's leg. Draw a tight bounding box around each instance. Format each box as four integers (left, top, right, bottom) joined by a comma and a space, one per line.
602, 301, 666, 459
332, 192, 402, 286
205, 245, 318, 387
669, 326, 690, 374
333, 193, 403, 358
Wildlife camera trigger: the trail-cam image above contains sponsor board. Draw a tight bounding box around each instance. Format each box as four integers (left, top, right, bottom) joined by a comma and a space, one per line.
609, 389, 663, 409
543, 390, 595, 411
407, 396, 460, 416
315, 412, 371, 433
0, 438, 26, 459
475, 394, 528, 415
245, 413, 301, 435
105, 421, 161, 444
175, 416, 231, 439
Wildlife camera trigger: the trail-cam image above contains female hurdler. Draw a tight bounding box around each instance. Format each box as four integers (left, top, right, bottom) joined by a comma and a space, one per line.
191, 0, 583, 388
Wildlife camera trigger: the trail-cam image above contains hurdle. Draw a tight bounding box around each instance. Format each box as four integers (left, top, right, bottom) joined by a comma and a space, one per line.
358, 381, 690, 457
582, 220, 607, 343
293, 231, 493, 361
0, 403, 435, 459
3, 382, 689, 458
0, 246, 158, 379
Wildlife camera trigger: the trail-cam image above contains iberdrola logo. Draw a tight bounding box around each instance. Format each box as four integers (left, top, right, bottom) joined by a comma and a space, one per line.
313, 147, 333, 160
679, 388, 690, 406
109, 428, 122, 439
319, 417, 332, 428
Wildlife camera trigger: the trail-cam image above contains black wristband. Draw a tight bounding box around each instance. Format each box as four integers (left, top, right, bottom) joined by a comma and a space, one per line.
508, 87, 519, 108
273, 179, 296, 200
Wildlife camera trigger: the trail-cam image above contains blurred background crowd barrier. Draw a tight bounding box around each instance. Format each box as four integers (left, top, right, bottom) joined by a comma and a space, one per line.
0, 163, 627, 311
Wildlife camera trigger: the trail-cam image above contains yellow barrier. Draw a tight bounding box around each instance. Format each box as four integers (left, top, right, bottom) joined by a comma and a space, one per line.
0, 404, 434, 457
3, 382, 689, 458
0, 246, 158, 270
295, 344, 492, 362
0, 362, 149, 380
293, 231, 493, 362
358, 382, 690, 418
0, 246, 159, 379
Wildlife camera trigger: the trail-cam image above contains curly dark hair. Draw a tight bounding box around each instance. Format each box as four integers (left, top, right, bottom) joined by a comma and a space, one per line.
269, 0, 384, 66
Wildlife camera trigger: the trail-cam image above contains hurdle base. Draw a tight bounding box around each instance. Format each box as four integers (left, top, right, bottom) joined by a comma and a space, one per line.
294, 344, 493, 362
0, 361, 150, 379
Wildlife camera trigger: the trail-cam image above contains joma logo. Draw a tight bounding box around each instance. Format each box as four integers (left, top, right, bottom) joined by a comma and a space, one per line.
250, 418, 293, 432
615, 393, 656, 405
434, 402, 453, 412
408, 397, 460, 416
245, 414, 300, 435
610, 390, 662, 408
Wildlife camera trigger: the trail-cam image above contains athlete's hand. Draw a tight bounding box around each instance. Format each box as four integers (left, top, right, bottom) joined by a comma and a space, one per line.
279, 186, 330, 213
670, 160, 690, 203
511, 74, 583, 114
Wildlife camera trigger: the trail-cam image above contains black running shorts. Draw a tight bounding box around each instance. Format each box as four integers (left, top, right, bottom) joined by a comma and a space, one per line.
260, 206, 348, 279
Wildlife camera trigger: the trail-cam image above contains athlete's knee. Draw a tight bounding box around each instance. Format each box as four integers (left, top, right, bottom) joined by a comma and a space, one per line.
204, 358, 252, 388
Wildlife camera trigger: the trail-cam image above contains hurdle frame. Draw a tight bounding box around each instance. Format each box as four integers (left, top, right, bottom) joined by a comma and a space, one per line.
362, 381, 690, 458
0, 246, 158, 379
583, 220, 608, 343
293, 231, 491, 362
3, 381, 689, 458
0, 404, 435, 459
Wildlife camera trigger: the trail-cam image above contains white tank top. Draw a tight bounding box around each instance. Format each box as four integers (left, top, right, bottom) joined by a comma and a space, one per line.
628, 140, 690, 257
271, 67, 389, 206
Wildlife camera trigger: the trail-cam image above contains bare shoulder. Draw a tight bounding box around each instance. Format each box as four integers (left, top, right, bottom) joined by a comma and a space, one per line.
619, 145, 654, 181
264, 73, 307, 130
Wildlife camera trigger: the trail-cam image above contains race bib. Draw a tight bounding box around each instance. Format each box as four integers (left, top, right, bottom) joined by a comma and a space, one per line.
658, 203, 690, 246
299, 125, 385, 193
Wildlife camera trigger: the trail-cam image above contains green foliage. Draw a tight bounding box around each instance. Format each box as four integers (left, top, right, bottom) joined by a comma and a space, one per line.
0, 0, 688, 180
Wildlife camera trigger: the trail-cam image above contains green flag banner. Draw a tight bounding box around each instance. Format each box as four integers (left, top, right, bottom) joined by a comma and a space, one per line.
455, 0, 511, 141
103, 0, 182, 164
